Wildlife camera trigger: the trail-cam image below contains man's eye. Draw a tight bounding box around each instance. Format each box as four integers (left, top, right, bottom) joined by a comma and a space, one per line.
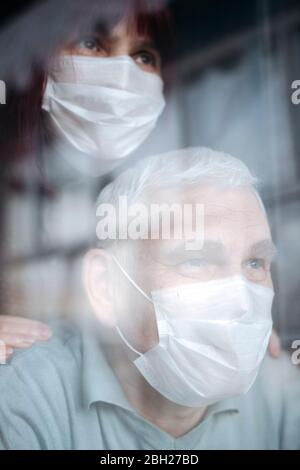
179, 258, 209, 268
247, 258, 265, 270
174, 257, 217, 280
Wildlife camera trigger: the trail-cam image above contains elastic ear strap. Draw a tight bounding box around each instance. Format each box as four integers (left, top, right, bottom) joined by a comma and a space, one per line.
111, 255, 153, 303
115, 326, 142, 357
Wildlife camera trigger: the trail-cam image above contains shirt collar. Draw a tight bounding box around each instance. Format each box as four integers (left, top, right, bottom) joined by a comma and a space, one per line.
81, 319, 133, 412
206, 397, 240, 417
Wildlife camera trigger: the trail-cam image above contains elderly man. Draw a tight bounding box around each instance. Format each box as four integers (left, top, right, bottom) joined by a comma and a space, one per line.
0, 147, 299, 450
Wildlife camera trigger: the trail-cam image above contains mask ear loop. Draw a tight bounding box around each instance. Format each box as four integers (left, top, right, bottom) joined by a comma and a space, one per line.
111, 254, 153, 303
111, 254, 153, 357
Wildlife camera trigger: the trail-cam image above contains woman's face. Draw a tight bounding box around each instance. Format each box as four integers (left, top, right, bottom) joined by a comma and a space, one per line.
61, 20, 162, 76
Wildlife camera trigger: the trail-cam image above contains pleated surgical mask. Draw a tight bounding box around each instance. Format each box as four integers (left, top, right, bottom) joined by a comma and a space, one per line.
113, 256, 274, 408
42, 55, 165, 175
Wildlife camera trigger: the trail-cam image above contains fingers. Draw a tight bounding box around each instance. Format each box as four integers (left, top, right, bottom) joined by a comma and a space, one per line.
0, 316, 52, 356
268, 329, 281, 358
0, 342, 13, 364
0, 332, 41, 349
0, 316, 52, 341
1, 347, 13, 364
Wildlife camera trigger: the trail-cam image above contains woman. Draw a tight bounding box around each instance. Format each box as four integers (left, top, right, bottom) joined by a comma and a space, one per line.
0, 0, 173, 360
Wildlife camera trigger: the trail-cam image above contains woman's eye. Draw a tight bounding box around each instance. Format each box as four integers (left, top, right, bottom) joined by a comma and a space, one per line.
134, 50, 159, 69
75, 36, 103, 53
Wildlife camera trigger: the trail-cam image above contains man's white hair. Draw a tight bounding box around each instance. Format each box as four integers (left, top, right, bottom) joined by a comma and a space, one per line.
96, 147, 263, 248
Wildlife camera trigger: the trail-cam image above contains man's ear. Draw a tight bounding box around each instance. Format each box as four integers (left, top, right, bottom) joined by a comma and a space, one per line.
82, 248, 116, 327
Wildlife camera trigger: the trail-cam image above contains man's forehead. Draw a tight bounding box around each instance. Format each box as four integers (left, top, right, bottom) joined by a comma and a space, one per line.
143, 185, 269, 228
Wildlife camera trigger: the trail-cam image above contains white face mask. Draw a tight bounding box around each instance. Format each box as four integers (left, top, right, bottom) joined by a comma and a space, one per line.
42, 55, 165, 175
113, 257, 274, 408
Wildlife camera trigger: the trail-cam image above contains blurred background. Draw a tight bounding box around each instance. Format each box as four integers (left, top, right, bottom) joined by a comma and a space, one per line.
0, 0, 299, 348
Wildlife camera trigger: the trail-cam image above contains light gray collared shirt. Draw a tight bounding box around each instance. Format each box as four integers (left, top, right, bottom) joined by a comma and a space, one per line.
0, 320, 299, 450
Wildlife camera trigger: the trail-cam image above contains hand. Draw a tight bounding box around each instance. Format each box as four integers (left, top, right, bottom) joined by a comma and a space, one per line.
0, 315, 52, 362
268, 328, 281, 358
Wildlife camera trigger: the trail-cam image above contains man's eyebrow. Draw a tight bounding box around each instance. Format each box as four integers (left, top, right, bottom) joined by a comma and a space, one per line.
248, 240, 278, 259
166, 239, 227, 260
